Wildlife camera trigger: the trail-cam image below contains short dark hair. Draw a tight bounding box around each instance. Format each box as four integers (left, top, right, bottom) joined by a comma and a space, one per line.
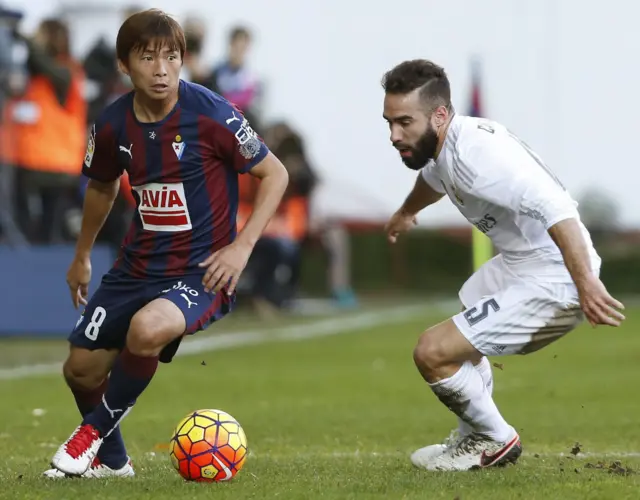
229, 26, 251, 43
39, 18, 70, 57
381, 59, 452, 111
116, 9, 186, 64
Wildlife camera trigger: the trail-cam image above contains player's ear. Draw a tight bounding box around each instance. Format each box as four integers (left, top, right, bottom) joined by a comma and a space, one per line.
117, 59, 130, 76
433, 105, 449, 127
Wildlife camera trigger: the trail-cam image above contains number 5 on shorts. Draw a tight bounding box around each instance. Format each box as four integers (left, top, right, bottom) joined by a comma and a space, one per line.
464, 298, 500, 327
84, 306, 107, 341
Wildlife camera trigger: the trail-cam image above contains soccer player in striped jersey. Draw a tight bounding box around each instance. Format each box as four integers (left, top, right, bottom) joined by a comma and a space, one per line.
46, 9, 288, 478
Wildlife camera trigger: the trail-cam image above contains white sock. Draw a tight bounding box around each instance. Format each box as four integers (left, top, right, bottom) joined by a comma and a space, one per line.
457, 357, 493, 436
430, 361, 512, 442
475, 357, 494, 395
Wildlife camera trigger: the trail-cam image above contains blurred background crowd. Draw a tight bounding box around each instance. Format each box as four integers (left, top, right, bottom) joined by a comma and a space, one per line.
1, 0, 639, 336
0, 4, 359, 324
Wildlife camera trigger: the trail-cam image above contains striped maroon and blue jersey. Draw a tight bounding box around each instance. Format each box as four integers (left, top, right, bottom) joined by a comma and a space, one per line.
82, 80, 269, 279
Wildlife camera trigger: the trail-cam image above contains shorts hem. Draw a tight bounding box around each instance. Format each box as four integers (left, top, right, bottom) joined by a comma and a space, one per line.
451, 313, 492, 356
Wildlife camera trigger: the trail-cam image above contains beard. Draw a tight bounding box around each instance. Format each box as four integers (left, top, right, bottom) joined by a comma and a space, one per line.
396, 125, 439, 170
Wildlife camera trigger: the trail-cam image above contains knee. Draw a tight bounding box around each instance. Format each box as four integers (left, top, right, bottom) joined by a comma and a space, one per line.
413, 331, 448, 372
63, 358, 105, 391
127, 308, 170, 356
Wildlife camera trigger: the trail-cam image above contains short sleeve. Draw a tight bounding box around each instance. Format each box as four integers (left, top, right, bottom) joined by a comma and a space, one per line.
208, 98, 269, 173
82, 119, 123, 182
457, 138, 579, 229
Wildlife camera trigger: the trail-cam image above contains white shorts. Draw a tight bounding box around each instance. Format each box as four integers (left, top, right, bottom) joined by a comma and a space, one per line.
452, 255, 591, 356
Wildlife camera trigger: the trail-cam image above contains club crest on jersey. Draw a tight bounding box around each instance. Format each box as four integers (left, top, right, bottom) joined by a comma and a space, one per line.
441, 180, 464, 206
452, 185, 464, 206
172, 135, 186, 160
132, 182, 192, 232
84, 124, 96, 168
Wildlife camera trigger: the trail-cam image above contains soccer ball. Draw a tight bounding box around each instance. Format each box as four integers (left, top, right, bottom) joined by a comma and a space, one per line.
169, 409, 248, 482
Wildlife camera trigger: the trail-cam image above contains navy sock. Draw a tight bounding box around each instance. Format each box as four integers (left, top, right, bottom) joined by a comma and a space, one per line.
71, 380, 128, 469
84, 347, 159, 439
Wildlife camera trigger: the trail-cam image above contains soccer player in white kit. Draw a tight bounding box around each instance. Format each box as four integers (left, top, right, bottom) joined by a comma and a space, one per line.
382, 59, 626, 471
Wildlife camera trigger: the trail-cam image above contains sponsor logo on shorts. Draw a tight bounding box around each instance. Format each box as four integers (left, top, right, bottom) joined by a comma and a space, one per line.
162, 281, 199, 296
161, 281, 199, 309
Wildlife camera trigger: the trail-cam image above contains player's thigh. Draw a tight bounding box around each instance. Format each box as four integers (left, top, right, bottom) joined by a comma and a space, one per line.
141, 275, 235, 362
126, 296, 188, 354
415, 259, 509, 367
63, 345, 119, 390
452, 283, 583, 356
69, 273, 146, 352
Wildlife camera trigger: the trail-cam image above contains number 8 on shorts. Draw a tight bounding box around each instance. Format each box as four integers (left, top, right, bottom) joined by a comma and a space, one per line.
84, 306, 107, 341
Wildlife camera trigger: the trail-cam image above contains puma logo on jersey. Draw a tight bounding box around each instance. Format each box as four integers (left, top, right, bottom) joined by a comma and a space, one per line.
119, 144, 133, 158
226, 111, 240, 125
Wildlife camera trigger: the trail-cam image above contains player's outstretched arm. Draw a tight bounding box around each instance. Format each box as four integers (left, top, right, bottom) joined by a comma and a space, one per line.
385, 174, 444, 243
401, 172, 445, 215
547, 219, 625, 328
67, 179, 119, 308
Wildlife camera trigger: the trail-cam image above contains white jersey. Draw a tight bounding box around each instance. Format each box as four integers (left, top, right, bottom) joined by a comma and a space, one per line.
421, 114, 601, 282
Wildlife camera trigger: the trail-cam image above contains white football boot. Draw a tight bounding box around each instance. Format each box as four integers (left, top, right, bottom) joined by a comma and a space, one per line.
410, 428, 466, 467
414, 429, 522, 471
44, 457, 135, 478
51, 424, 103, 475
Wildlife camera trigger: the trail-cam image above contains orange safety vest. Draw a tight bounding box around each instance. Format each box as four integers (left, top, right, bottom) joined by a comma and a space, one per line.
0, 59, 86, 174
237, 174, 309, 242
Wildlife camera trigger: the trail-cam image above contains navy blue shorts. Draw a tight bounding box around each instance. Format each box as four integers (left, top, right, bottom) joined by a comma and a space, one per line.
68, 269, 234, 363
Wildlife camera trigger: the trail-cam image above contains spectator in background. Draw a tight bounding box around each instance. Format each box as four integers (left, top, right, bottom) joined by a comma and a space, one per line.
238, 121, 358, 314
182, 17, 220, 93
0, 18, 86, 244
0, 4, 28, 245
265, 124, 357, 309
238, 121, 316, 318
75, 5, 140, 249
212, 26, 262, 132
83, 5, 141, 125
316, 220, 358, 308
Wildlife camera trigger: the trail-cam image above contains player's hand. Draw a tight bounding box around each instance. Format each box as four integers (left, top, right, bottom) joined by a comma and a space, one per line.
577, 275, 625, 327
199, 241, 253, 294
384, 209, 418, 244
67, 255, 91, 309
